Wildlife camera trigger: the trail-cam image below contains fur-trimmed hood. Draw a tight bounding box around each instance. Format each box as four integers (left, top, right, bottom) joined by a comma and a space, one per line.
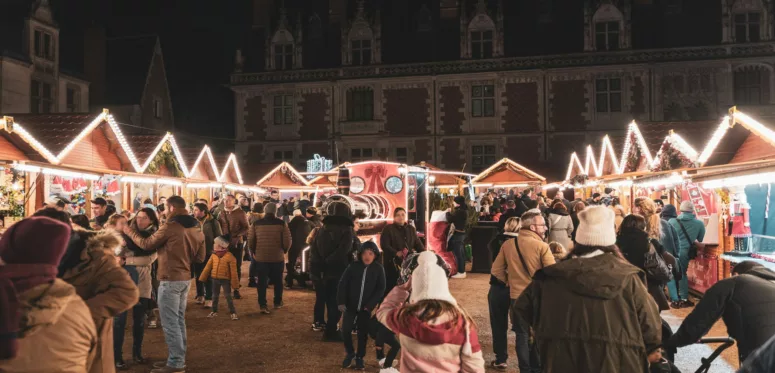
60, 228, 123, 283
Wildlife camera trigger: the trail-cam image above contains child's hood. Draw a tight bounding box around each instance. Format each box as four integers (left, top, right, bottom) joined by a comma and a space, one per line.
393, 312, 467, 345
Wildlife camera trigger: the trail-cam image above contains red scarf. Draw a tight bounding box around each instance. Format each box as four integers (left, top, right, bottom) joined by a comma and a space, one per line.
0, 263, 58, 360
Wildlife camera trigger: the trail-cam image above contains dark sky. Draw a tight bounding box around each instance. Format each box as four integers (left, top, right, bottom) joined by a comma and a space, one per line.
53, 0, 249, 149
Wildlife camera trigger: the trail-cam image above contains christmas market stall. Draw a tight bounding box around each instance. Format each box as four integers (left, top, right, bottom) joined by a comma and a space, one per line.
255, 161, 313, 200
471, 158, 546, 195
216, 153, 263, 202
180, 145, 223, 204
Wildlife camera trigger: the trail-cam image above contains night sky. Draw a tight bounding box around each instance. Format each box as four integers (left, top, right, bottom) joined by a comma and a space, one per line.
52, 0, 249, 149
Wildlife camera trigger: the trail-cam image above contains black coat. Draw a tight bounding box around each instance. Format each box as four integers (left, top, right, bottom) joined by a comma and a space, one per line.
487, 232, 518, 287
337, 260, 386, 312
667, 266, 775, 361
446, 207, 468, 232
379, 223, 425, 270
616, 228, 671, 311
288, 215, 312, 252
310, 216, 354, 280
498, 208, 520, 231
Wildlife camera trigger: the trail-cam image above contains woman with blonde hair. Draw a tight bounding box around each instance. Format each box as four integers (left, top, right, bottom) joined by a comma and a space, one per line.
633, 197, 681, 308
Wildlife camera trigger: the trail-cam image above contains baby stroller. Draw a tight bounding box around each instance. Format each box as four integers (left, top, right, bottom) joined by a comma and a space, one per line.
693, 337, 736, 373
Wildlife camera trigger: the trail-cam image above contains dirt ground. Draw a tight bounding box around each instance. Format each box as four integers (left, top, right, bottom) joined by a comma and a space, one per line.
119, 268, 739, 373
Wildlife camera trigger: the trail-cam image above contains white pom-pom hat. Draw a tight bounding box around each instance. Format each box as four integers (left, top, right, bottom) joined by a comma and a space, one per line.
410, 251, 457, 305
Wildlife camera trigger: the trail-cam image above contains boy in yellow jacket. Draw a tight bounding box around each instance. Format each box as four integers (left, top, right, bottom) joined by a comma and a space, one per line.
199, 235, 240, 320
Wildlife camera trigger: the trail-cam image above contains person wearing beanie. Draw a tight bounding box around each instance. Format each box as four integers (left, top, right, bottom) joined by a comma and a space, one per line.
0, 217, 98, 373
446, 196, 470, 279
491, 211, 554, 372
380, 207, 426, 292
513, 206, 662, 373
199, 235, 240, 320
667, 200, 706, 308
666, 261, 775, 363
376, 251, 485, 373
310, 202, 355, 340
247, 199, 291, 314
337, 240, 386, 370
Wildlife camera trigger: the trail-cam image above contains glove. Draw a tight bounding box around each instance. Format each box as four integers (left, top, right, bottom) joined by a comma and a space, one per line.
338, 305, 346, 313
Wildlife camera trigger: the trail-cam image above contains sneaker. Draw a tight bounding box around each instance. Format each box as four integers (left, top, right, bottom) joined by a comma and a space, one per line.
231, 313, 239, 321
681, 299, 695, 308
274, 302, 284, 309
670, 301, 682, 309
490, 360, 508, 371
195, 296, 204, 304
451, 272, 467, 279
115, 360, 128, 370
233, 290, 242, 299
203, 300, 212, 308
311, 322, 325, 332
207, 312, 217, 318
132, 355, 148, 364
260, 306, 271, 314
150, 366, 185, 373
342, 354, 355, 368
147, 320, 158, 329
284, 283, 292, 290
354, 357, 365, 370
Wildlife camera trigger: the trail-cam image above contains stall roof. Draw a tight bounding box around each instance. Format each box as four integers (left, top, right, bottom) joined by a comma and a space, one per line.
473, 158, 546, 185
217, 154, 244, 185
698, 109, 775, 168
124, 133, 167, 169
180, 145, 219, 181
256, 162, 310, 188
414, 161, 468, 187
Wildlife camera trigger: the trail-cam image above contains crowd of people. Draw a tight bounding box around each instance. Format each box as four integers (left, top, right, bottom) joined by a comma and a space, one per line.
3, 185, 775, 373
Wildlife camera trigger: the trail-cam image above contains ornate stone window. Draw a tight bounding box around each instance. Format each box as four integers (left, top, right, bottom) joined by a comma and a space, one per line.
595, 78, 622, 113
30, 79, 53, 114
734, 65, 771, 105
343, 1, 381, 66
33, 29, 54, 60
266, 8, 302, 70
722, 0, 773, 43
346, 88, 374, 121
273, 94, 294, 125
461, 0, 503, 59
584, 1, 630, 51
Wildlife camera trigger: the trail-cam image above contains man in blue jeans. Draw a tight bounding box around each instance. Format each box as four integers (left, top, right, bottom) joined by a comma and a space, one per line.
447, 196, 469, 279
668, 200, 706, 309
124, 196, 205, 373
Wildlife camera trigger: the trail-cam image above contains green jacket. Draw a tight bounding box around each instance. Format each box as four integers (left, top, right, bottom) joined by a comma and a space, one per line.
198, 215, 222, 255
668, 213, 706, 252
514, 253, 661, 373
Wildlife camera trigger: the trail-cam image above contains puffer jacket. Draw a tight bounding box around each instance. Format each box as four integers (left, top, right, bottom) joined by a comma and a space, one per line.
60, 229, 139, 373
124, 209, 206, 282
546, 211, 573, 249
217, 206, 249, 246
198, 250, 239, 290
513, 252, 661, 373
248, 215, 291, 263
666, 265, 775, 361
197, 214, 222, 255
0, 279, 98, 373
337, 260, 386, 312
491, 229, 556, 299
310, 216, 354, 280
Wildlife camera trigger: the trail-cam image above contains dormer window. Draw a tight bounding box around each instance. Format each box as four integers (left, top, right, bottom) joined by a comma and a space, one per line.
595, 21, 620, 51
266, 7, 302, 70
471, 30, 493, 59
274, 44, 294, 70
417, 5, 432, 32
33, 29, 54, 60
309, 14, 322, 39
735, 12, 761, 42
351, 39, 371, 65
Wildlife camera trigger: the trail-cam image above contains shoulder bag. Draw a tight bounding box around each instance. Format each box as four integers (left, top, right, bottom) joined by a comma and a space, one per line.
676, 220, 699, 260
643, 239, 672, 283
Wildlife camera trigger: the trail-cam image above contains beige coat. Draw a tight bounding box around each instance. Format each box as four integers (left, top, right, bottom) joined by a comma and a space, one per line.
0, 279, 98, 373
61, 229, 139, 373
491, 229, 556, 299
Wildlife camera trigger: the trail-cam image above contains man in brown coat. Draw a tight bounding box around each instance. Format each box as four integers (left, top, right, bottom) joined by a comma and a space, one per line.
491, 211, 555, 373
217, 194, 249, 298
247, 203, 291, 314
124, 196, 205, 373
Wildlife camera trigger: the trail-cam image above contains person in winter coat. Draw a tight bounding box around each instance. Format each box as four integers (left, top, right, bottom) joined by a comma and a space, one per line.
122, 196, 205, 373
514, 206, 662, 373
498, 200, 519, 232
295, 195, 312, 217
547, 202, 573, 250
287, 210, 313, 289
115, 207, 159, 366
447, 196, 469, 279
738, 333, 775, 373
633, 197, 682, 303
307, 207, 322, 229
661, 204, 678, 221
32, 208, 140, 373
665, 261, 775, 362
247, 203, 292, 314
199, 236, 240, 320
193, 203, 223, 308
491, 211, 555, 373
377, 251, 485, 373
616, 214, 672, 311
380, 207, 425, 292
310, 202, 355, 341
337, 241, 386, 370
487, 216, 520, 370
667, 200, 706, 308
217, 194, 249, 300
570, 201, 585, 241
0, 216, 98, 373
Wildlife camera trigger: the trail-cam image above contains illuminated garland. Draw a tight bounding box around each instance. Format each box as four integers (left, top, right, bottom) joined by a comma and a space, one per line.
652, 142, 693, 171
624, 132, 641, 172
146, 143, 184, 178
569, 174, 589, 187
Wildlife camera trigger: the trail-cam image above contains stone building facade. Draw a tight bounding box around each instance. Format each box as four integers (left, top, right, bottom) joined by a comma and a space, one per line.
230, 0, 775, 180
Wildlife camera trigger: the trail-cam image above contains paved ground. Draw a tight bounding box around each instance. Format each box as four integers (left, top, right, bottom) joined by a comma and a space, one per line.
118, 267, 739, 373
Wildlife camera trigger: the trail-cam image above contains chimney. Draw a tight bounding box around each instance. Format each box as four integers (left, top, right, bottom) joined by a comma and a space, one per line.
83, 25, 106, 109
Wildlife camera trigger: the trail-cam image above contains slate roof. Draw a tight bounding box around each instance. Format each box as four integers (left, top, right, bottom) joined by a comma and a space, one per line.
103, 35, 158, 106
7, 113, 102, 155
125, 134, 165, 165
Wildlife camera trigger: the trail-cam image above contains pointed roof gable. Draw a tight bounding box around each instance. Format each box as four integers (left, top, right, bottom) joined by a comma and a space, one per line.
256, 162, 310, 188
181, 145, 219, 181
700, 109, 775, 167
473, 158, 545, 185
218, 154, 245, 185
125, 133, 189, 176
618, 121, 655, 173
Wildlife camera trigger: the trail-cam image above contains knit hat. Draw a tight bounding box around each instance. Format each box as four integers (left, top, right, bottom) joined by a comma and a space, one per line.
454, 196, 466, 206
214, 235, 230, 250
264, 202, 278, 215
680, 200, 695, 213
574, 206, 616, 247
359, 241, 379, 255
0, 217, 72, 360
410, 251, 457, 305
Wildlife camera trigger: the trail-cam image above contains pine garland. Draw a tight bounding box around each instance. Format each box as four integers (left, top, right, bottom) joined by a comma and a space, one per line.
625, 132, 641, 172
146, 143, 184, 178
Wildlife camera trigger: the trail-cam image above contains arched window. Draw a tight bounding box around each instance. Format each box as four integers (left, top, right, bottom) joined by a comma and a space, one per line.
723, 0, 772, 43
343, 1, 380, 66
593, 4, 623, 51
309, 13, 322, 39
